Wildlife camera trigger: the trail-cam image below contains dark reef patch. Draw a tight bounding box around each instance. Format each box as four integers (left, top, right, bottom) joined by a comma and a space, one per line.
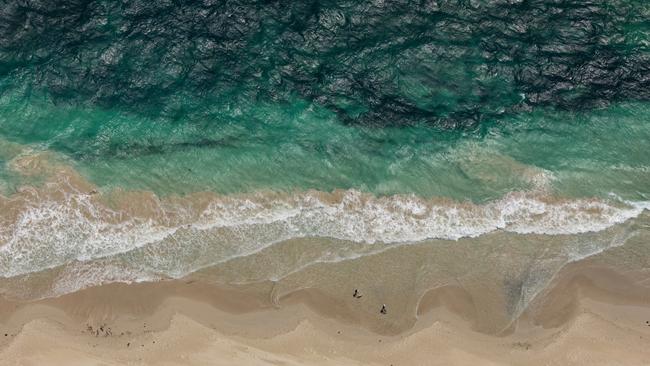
1, 0, 648, 128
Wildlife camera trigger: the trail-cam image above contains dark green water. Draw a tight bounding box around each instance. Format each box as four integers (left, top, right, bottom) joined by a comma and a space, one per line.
0, 0, 649, 296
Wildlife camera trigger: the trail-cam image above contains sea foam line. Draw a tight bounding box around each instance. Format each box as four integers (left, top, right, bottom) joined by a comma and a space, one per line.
0, 189, 648, 279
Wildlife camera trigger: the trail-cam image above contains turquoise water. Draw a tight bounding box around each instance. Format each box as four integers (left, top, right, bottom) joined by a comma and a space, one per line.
1, 0, 649, 201
1, 88, 649, 202
0, 0, 650, 201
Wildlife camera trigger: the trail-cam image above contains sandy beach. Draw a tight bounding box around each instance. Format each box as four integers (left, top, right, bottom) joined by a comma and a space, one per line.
0, 150, 648, 365
2, 249, 650, 366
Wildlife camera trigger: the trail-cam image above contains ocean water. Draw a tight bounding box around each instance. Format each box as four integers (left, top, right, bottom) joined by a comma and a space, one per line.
0, 0, 649, 316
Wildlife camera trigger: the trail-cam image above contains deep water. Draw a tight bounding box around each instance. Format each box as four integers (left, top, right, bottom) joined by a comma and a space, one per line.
2, 0, 650, 124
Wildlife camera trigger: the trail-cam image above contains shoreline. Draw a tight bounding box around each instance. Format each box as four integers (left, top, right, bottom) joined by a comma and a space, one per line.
2, 257, 650, 365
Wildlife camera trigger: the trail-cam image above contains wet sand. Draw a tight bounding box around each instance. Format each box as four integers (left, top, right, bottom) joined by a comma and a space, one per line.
1, 255, 650, 366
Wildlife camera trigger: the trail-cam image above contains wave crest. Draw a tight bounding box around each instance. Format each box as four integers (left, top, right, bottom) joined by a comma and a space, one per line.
0, 182, 647, 279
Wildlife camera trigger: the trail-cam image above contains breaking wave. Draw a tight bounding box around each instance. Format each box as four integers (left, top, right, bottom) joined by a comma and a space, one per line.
1, 185, 647, 279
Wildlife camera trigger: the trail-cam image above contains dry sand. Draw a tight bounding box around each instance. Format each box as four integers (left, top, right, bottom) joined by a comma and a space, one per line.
1, 259, 650, 366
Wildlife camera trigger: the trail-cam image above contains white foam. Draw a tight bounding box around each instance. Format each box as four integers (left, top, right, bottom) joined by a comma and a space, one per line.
194, 190, 649, 243
0, 190, 178, 278
0, 189, 648, 281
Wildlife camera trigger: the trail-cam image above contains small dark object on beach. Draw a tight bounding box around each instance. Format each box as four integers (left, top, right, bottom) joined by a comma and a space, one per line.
353, 289, 363, 298
380, 304, 387, 314
127, 342, 130, 347
4, 334, 7, 337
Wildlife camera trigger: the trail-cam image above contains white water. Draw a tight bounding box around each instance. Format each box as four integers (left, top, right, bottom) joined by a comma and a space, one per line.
1, 188, 647, 282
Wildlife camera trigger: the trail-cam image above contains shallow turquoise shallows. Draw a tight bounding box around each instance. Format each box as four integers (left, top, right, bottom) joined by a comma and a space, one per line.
0, 87, 649, 203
